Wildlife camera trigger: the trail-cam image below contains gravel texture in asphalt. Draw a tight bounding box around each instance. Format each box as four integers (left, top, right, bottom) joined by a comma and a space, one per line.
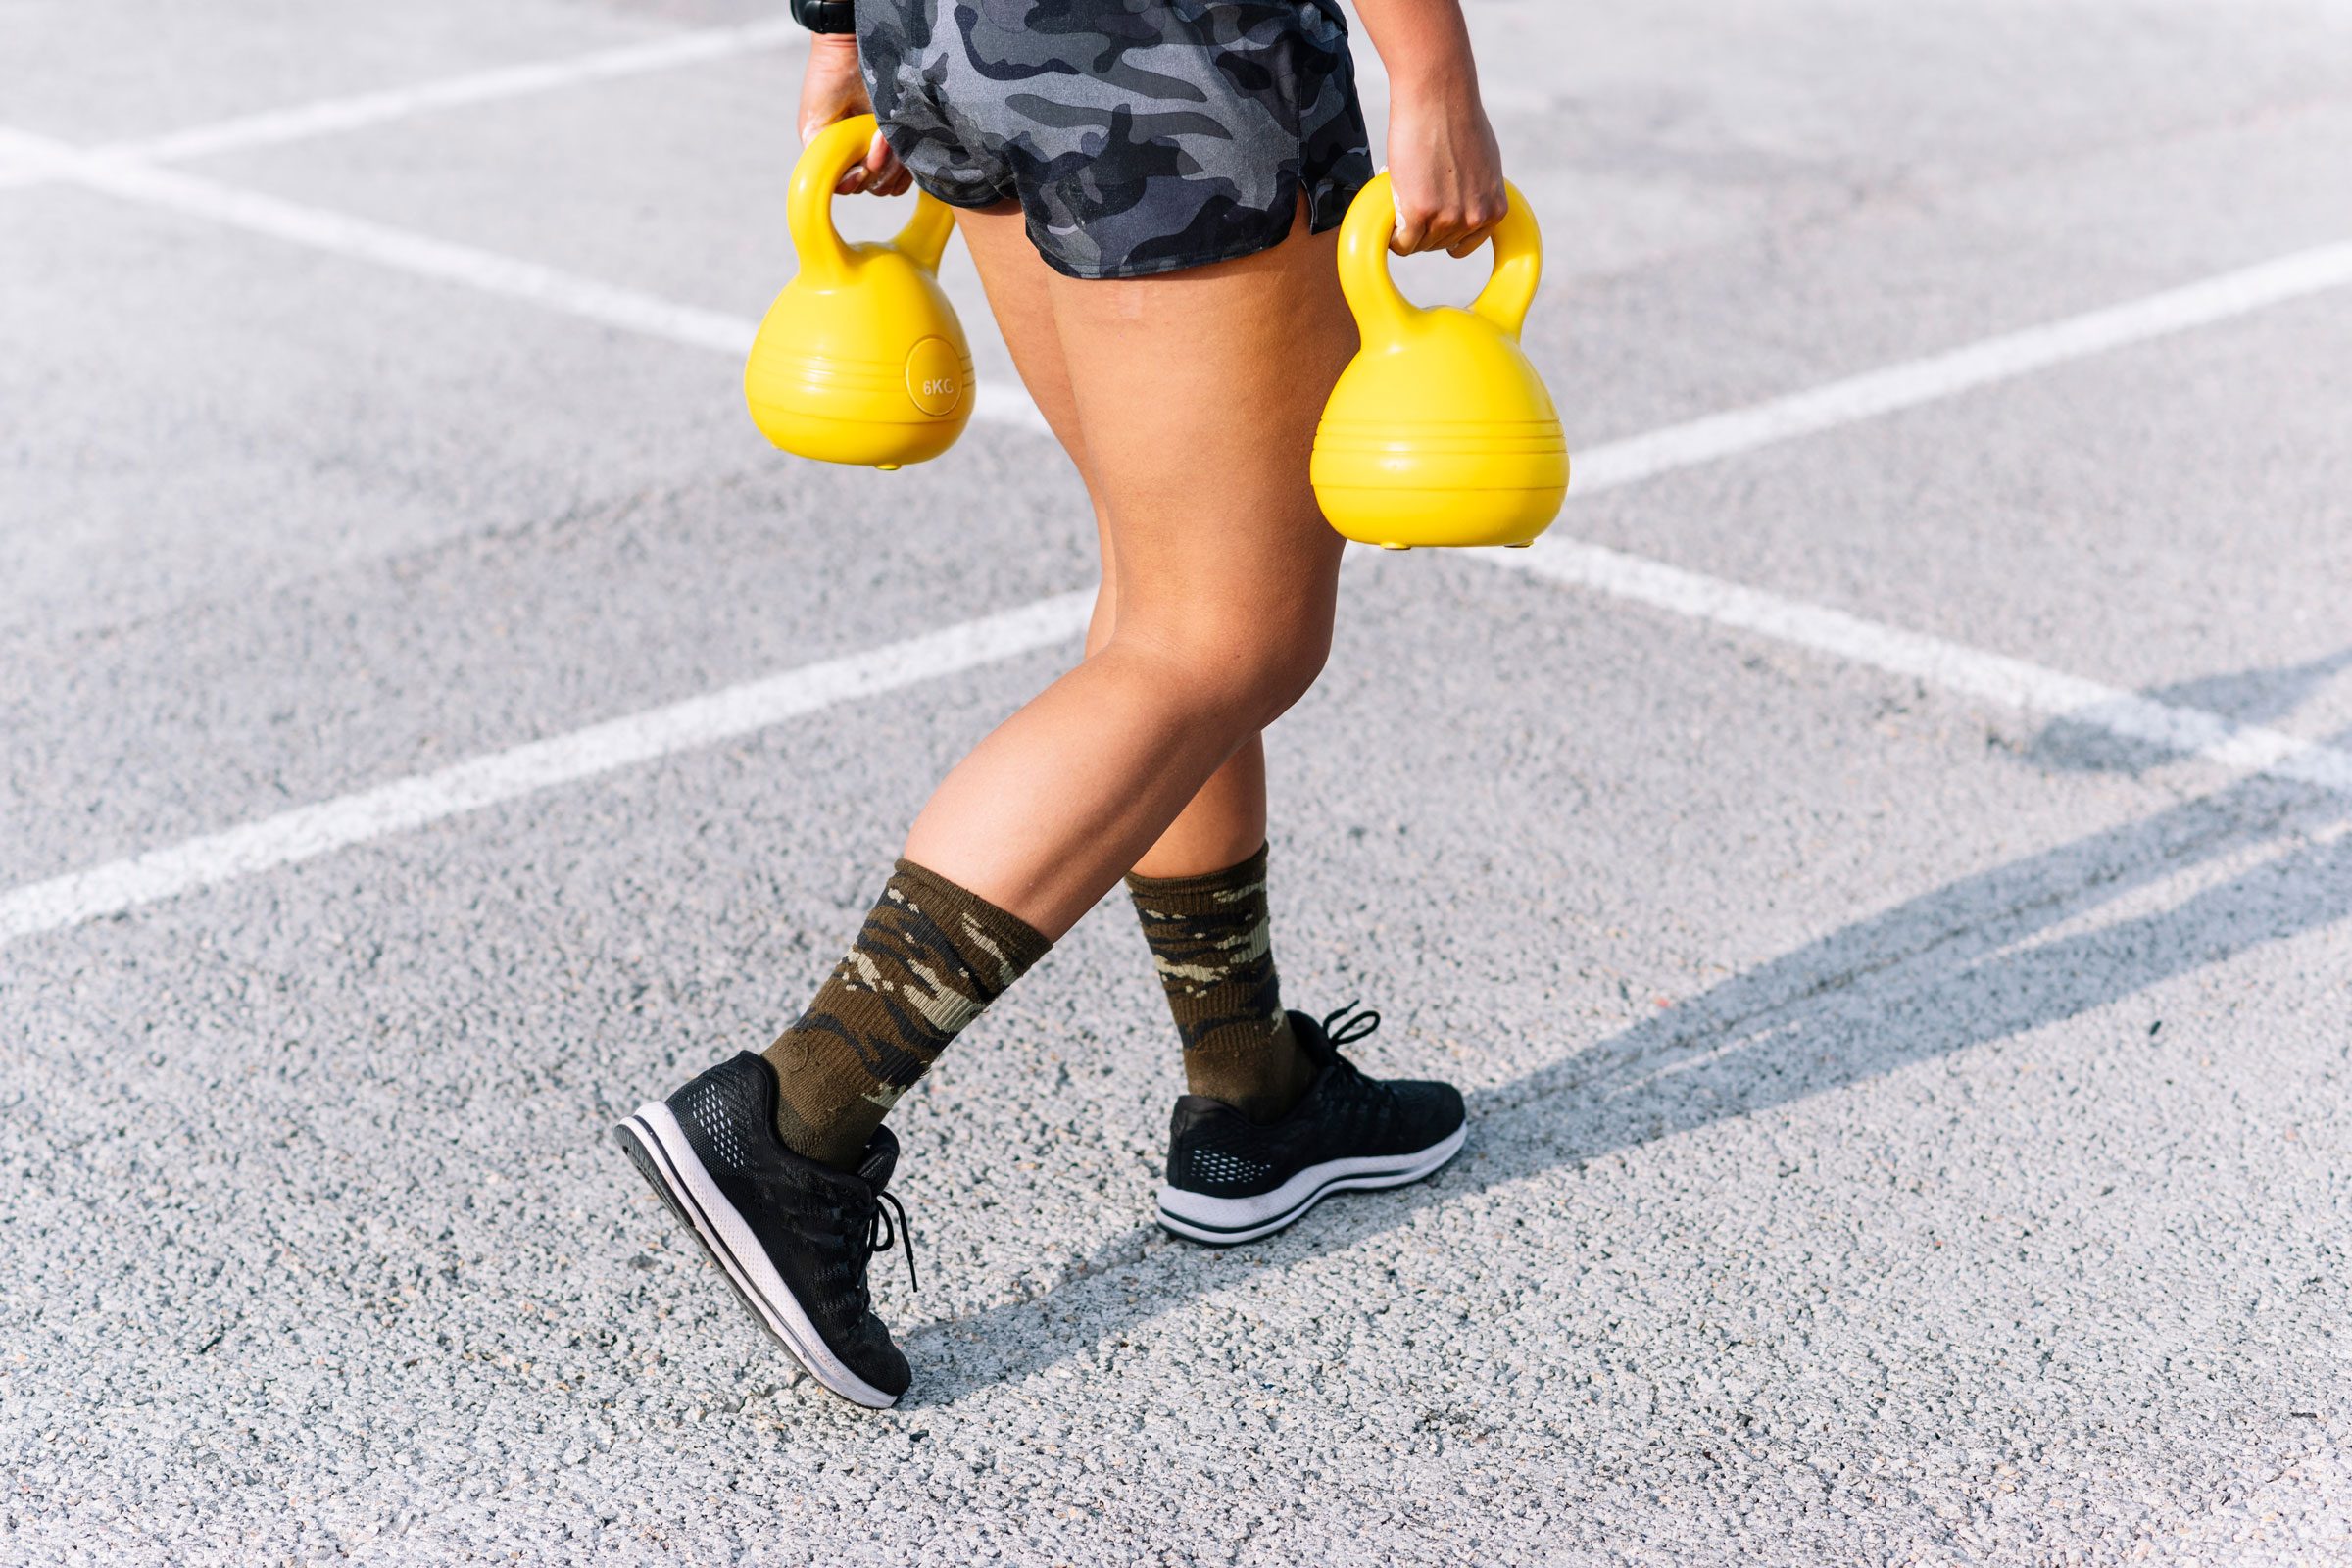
4, 1, 2349, 1562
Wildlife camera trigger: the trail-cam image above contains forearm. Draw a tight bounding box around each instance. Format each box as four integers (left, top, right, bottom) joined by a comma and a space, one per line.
1349, 0, 1505, 254
1349, 0, 1486, 104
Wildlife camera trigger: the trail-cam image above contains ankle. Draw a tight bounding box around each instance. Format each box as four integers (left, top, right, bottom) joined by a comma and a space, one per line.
761, 858, 1052, 1169
1186, 1010, 1315, 1124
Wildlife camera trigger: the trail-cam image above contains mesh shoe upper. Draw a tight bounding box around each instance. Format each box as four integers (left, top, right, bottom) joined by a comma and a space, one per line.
667, 1053, 912, 1397
1164, 1007, 1467, 1200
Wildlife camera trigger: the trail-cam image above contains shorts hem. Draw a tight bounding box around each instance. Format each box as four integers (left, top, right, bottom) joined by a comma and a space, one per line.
1032, 165, 1371, 281
1037, 243, 1280, 282
874, 120, 1014, 211
1305, 165, 1373, 236
903, 172, 1012, 211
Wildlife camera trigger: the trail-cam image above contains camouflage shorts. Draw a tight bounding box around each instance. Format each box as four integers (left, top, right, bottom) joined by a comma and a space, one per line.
856, 0, 1375, 280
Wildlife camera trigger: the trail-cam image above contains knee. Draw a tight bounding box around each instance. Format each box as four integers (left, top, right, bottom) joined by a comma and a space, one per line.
1123, 602, 1335, 733
1245, 614, 1334, 723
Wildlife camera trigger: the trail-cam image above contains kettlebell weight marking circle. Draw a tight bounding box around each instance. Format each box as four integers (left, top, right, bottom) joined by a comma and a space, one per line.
903, 337, 965, 417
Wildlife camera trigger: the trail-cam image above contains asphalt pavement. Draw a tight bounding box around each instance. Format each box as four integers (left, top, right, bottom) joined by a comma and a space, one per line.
4, 1, 2350, 1563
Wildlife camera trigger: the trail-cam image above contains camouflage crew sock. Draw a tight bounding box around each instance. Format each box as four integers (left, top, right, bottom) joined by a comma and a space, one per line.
761, 859, 1052, 1170
1125, 844, 1314, 1124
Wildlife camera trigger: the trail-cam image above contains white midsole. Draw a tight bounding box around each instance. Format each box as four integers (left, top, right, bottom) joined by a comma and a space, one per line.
624, 1102, 898, 1410
1156, 1122, 1467, 1243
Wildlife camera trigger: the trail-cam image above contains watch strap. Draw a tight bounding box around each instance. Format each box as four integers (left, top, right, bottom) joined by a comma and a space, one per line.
791, 0, 857, 34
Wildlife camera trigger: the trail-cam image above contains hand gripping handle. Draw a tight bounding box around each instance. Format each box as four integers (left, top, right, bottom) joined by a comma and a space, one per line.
786, 113, 955, 282
1335, 172, 1544, 343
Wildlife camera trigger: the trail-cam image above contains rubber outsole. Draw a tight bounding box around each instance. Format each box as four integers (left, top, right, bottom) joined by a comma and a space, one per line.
613, 1108, 899, 1409
1155, 1121, 1468, 1246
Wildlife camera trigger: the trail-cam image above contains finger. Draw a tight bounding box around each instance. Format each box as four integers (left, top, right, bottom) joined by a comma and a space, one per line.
1414, 214, 1467, 256
1390, 212, 1428, 256
871, 141, 911, 198
1446, 220, 1496, 259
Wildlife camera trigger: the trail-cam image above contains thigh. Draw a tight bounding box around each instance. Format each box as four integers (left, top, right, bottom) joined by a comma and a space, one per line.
1042, 210, 1359, 637
954, 200, 1120, 641
953, 201, 1095, 483
956, 197, 1361, 646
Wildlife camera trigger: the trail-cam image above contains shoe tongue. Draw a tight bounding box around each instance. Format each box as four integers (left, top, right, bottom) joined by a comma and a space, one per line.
855, 1125, 900, 1192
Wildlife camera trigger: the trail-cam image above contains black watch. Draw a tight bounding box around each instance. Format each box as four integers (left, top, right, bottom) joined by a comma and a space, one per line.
791, 0, 856, 34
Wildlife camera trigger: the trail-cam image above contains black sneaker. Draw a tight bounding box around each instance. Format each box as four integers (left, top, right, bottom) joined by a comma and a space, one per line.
614, 1053, 913, 1408
1156, 1004, 1467, 1245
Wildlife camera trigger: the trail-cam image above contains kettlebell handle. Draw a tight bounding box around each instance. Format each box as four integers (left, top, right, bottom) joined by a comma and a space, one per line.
1336, 172, 1543, 343
787, 113, 956, 283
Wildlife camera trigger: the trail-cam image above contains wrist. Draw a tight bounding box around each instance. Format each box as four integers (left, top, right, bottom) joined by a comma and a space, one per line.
1364, 0, 1480, 100
1388, 62, 1483, 118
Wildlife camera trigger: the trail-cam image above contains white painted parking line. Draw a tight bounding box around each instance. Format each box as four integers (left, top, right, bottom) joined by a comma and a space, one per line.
1498, 539, 2352, 796
9, 522, 2347, 949
0, 593, 1094, 945
9, 122, 2352, 944
0, 21, 804, 191
12, 118, 2351, 462
1567, 241, 2352, 494
0, 127, 757, 349
0, 126, 1056, 435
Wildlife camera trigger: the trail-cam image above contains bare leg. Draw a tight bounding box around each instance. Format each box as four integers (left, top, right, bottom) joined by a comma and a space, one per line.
1077, 469, 1269, 881
951, 204, 1276, 884
902, 202, 1354, 934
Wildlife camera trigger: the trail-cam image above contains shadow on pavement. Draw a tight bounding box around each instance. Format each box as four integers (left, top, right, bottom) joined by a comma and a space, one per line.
2031, 647, 2352, 777
905, 657, 2352, 1407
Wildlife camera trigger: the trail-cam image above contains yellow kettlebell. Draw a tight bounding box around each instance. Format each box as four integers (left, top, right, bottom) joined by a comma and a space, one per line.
743, 114, 974, 470
1310, 172, 1569, 549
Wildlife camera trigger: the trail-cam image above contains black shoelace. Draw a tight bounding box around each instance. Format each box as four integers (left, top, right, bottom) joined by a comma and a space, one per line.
860, 1189, 917, 1296
1320, 1001, 1383, 1052
1316, 1004, 1388, 1109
